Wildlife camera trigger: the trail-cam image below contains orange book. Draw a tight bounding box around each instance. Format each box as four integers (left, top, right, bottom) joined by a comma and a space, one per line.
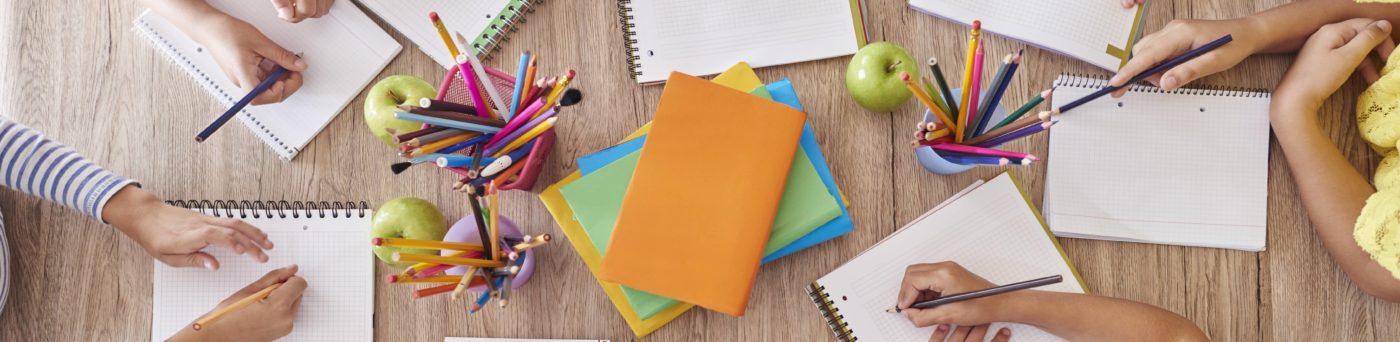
598, 72, 806, 316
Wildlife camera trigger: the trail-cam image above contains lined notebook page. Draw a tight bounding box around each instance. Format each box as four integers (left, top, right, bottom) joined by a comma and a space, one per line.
1045, 75, 1270, 251
152, 211, 373, 341
907, 0, 1139, 70
354, 0, 513, 67
816, 174, 1083, 342
134, 0, 399, 160
628, 0, 860, 83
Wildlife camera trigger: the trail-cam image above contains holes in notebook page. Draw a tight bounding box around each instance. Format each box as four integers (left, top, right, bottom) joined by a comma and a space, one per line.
1200, 108, 1206, 112
196, 47, 202, 53
648, 50, 655, 56
841, 295, 847, 301
303, 225, 309, 231
1116, 102, 1123, 108
485, 13, 491, 19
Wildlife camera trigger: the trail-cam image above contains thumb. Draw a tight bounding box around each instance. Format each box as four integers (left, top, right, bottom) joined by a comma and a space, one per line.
1339, 20, 1393, 59
255, 40, 307, 72
269, 0, 295, 21
165, 252, 220, 270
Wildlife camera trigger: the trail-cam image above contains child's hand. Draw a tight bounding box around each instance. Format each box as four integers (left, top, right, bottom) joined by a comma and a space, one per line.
103, 186, 273, 270
269, 0, 334, 23
1110, 17, 1266, 96
929, 324, 1011, 342
897, 262, 1009, 328
1276, 19, 1394, 113
168, 265, 307, 342
190, 13, 308, 105
1120, 0, 1145, 9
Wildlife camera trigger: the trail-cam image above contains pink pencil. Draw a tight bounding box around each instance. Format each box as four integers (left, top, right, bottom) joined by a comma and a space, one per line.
963, 44, 985, 142
484, 97, 545, 147
929, 143, 1040, 161
454, 55, 491, 118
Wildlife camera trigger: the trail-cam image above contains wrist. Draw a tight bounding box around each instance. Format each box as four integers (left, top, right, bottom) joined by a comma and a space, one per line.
989, 290, 1041, 323
1238, 16, 1272, 54
102, 185, 160, 234
1269, 100, 1322, 127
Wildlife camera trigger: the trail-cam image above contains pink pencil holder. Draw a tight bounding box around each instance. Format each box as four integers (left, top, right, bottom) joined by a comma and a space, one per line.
436, 65, 555, 191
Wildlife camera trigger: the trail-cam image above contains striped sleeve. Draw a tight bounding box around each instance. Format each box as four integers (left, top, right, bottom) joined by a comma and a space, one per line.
0, 118, 137, 222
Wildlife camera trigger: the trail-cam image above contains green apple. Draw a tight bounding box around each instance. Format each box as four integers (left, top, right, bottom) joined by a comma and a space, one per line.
846, 42, 920, 112
364, 75, 437, 146
370, 197, 449, 267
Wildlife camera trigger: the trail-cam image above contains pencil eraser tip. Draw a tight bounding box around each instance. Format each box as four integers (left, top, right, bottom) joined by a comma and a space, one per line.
429, 12, 440, 20
371, 237, 383, 246
391, 252, 402, 261
900, 72, 911, 80
541, 234, 552, 241
567, 69, 577, 77
385, 275, 398, 283
973, 20, 981, 28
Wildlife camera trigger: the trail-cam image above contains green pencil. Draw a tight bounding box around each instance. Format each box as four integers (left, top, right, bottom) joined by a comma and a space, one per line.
922, 77, 952, 118
928, 57, 959, 122
988, 88, 1052, 132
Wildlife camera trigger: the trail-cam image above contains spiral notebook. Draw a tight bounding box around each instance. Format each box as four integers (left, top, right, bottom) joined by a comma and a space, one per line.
151, 201, 374, 342
617, 0, 869, 84
908, 0, 1149, 70
807, 173, 1085, 342
1044, 74, 1271, 251
133, 1, 400, 160
354, 0, 537, 66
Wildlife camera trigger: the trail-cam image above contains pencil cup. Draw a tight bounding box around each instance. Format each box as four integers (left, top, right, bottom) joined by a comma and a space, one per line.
916, 88, 1009, 175
439, 64, 555, 191
440, 215, 537, 290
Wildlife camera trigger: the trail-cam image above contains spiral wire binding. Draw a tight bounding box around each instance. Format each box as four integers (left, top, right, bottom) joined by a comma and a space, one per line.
165, 200, 372, 219
617, 0, 641, 79
134, 17, 297, 160
1053, 73, 1270, 98
806, 283, 857, 342
476, 0, 541, 61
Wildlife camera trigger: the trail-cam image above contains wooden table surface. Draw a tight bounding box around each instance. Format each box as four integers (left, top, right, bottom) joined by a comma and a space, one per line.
3, 0, 1399, 341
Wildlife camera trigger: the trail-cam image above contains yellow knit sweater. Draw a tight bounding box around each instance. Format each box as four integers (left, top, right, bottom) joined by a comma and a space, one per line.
1354, 51, 1400, 280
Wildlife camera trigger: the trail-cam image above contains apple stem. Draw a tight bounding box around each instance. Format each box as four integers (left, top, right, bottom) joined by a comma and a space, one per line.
887, 60, 903, 72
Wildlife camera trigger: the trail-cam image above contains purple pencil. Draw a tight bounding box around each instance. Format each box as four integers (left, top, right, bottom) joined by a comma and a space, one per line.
975, 119, 1057, 148
482, 107, 557, 155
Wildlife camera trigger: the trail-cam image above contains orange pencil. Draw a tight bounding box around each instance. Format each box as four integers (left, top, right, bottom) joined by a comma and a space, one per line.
192, 283, 281, 330
901, 72, 954, 129
519, 57, 538, 117
392, 252, 506, 267
487, 186, 501, 261
372, 237, 484, 252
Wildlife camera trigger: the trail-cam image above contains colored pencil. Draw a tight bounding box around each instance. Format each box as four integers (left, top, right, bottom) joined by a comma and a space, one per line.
451, 266, 477, 299
958, 20, 981, 140
921, 76, 951, 117
372, 237, 483, 252
963, 113, 1044, 146
922, 128, 951, 141
887, 275, 1062, 313
989, 88, 1050, 132
526, 70, 575, 120
393, 126, 449, 144
435, 133, 494, 155
392, 252, 506, 267
456, 33, 506, 119
928, 57, 959, 119
975, 119, 1056, 147
402, 106, 508, 127
407, 129, 467, 147
192, 283, 281, 330
487, 98, 545, 147
519, 56, 538, 116
410, 134, 476, 156
943, 155, 1012, 166
491, 117, 556, 158
485, 107, 556, 155
481, 144, 533, 177
411, 264, 454, 279
901, 73, 954, 127
508, 52, 531, 120
487, 188, 501, 261
429, 12, 461, 60
1058, 34, 1233, 115
962, 43, 984, 142
394, 112, 502, 133
418, 99, 476, 115
195, 66, 288, 142
974, 52, 1020, 137
436, 155, 498, 168
454, 54, 492, 120
412, 283, 459, 299
929, 143, 1039, 161
386, 274, 474, 284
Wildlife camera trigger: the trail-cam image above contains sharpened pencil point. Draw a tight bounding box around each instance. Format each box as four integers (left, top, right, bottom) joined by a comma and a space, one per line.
885, 307, 901, 314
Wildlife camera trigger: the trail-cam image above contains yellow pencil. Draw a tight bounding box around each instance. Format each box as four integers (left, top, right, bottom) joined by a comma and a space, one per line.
451, 266, 476, 299
487, 187, 501, 261
958, 20, 981, 142
526, 70, 575, 120
411, 133, 477, 156
492, 117, 556, 158
392, 252, 507, 267
430, 12, 461, 61
372, 237, 484, 252
901, 72, 955, 129
192, 283, 282, 331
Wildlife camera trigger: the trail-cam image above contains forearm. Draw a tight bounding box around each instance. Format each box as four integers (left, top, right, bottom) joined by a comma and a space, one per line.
1271, 103, 1400, 300
136, 0, 224, 37
999, 291, 1207, 342
0, 118, 136, 222
1250, 0, 1400, 53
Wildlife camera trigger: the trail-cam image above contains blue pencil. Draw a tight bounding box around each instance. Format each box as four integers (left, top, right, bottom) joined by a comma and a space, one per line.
394, 112, 503, 133
974, 51, 1021, 137
507, 52, 530, 120
943, 155, 1014, 166
436, 155, 498, 168
195, 66, 289, 142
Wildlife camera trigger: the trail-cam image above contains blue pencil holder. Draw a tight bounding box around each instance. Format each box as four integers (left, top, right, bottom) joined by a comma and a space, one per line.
916, 88, 1009, 176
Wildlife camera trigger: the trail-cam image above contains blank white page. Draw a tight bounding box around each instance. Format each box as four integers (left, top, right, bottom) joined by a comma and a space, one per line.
134, 0, 400, 160
815, 173, 1083, 342
1044, 74, 1270, 251
354, 0, 514, 67
152, 209, 373, 341
908, 0, 1140, 70
628, 0, 861, 83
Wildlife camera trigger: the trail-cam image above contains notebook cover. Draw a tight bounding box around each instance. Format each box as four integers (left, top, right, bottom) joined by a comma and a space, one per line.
598, 72, 806, 316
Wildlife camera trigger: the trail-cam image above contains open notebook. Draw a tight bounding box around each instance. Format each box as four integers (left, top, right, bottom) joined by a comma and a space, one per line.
808, 173, 1085, 342
908, 0, 1148, 70
618, 0, 868, 84
134, 1, 400, 160
1045, 74, 1271, 251
354, 0, 536, 66
152, 201, 374, 341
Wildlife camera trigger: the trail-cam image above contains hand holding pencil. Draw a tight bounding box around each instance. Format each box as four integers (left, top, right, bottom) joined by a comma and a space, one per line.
169, 265, 306, 341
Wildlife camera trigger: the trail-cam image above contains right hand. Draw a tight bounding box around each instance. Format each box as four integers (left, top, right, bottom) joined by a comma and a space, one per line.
929, 324, 1012, 342
269, 0, 335, 23
169, 265, 307, 342
897, 262, 1008, 328
1109, 17, 1265, 96
189, 12, 307, 105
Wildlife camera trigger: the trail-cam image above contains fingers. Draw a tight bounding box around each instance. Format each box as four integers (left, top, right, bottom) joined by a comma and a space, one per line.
928, 325, 949, 342
899, 263, 950, 308
318, 0, 333, 17
1111, 32, 1190, 96
189, 225, 269, 263
965, 325, 989, 342
255, 41, 308, 72
949, 325, 972, 342
990, 328, 1012, 342
270, 0, 295, 21
294, 0, 319, 22
1361, 58, 1381, 84
1337, 20, 1393, 59
266, 275, 308, 306
1378, 37, 1395, 61
1158, 51, 1228, 90
211, 217, 274, 250
162, 251, 220, 270
239, 264, 299, 295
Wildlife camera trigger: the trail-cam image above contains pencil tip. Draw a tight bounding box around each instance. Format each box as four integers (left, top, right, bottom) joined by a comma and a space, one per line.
927, 57, 937, 66
885, 308, 901, 313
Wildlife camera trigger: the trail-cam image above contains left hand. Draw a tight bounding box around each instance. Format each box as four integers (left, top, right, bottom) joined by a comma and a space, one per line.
269, 0, 334, 23
103, 186, 273, 270
1275, 19, 1394, 112
929, 324, 1011, 342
